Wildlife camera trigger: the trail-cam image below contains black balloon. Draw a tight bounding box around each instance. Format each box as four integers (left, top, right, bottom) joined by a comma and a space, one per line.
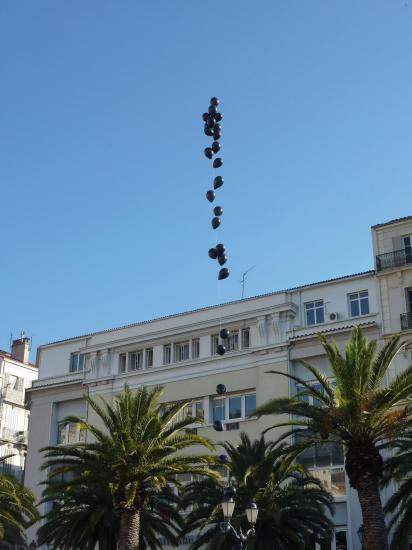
220, 328, 230, 339
213, 158, 223, 168
214, 123, 222, 132
223, 487, 236, 500
208, 105, 218, 116
215, 243, 225, 256
204, 147, 213, 159
210, 97, 220, 106
211, 217, 221, 229
218, 454, 228, 464
214, 176, 224, 190
202, 112, 209, 121
218, 255, 227, 266
217, 344, 226, 355
216, 383, 227, 394
211, 141, 221, 154
208, 248, 218, 259
218, 267, 230, 280
204, 126, 214, 137
213, 206, 223, 216
206, 190, 215, 202
213, 130, 221, 140
207, 117, 216, 129
213, 420, 224, 432
215, 112, 223, 122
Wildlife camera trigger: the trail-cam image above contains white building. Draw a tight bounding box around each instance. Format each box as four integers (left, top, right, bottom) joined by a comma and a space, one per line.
24, 215, 412, 550
0, 336, 38, 482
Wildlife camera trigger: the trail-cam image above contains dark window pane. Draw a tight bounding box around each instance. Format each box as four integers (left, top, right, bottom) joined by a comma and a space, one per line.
335, 531, 347, 550
245, 394, 256, 416
360, 297, 369, 315
213, 399, 225, 422
229, 397, 241, 419
307, 309, 315, 325
316, 307, 325, 324
350, 299, 360, 317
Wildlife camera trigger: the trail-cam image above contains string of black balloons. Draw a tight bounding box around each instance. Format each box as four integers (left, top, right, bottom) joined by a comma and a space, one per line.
202, 97, 231, 364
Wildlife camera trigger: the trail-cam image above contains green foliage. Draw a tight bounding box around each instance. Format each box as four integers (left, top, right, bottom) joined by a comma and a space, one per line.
40, 384, 218, 549
383, 430, 412, 549
181, 433, 333, 549
0, 455, 38, 547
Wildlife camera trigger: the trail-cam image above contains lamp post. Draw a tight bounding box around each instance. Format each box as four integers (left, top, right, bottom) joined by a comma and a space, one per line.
29, 541, 36, 550
220, 497, 258, 549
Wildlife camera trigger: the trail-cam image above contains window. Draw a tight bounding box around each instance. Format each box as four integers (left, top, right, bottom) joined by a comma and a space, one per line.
210, 393, 256, 423
229, 396, 242, 419
174, 342, 190, 362
305, 301, 325, 325
5, 374, 24, 392
192, 339, 200, 359
227, 332, 239, 352
212, 398, 225, 422
129, 351, 143, 370
241, 328, 250, 349
163, 345, 171, 365
194, 400, 204, 419
245, 394, 256, 416
119, 353, 127, 373
211, 335, 219, 355
57, 421, 85, 445
211, 328, 251, 355
349, 291, 369, 317
404, 235, 412, 263
145, 348, 153, 368
70, 353, 85, 373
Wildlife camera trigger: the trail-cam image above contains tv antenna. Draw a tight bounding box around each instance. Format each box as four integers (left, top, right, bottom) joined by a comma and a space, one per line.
240, 265, 256, 299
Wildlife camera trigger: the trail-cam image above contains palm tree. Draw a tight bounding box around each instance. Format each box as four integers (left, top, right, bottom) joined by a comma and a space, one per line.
41, 384, 218, 550
254, 326, 412, 550
382, 429, 412, 549
0, 456, 38, 547
37, 474, 182, 549
181, 433, 334, 549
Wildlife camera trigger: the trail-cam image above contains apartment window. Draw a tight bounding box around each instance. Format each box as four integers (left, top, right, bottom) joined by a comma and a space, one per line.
404, 235, 412, 263
245, 393, 256, 416
163, 345, 171, 365
174, 342, 190, 362
211, 328, 251, 355
119, 353, 127, 374
228, 396, 242, 419
70, 353, 85, 373
305, 300, 325, 326
192, 339, 200, 359
211, 335, 219, 355
210, 393, 256, 423
5, 374, 24, 392
212, 398, 225, 422
241, 328, 250, 349
194, 400, 204, 420
130, 351, 143, 371
57, 421, 85, 445
145, 348, 153, 368
349, 291, 369, 317
227, 332, 239, 352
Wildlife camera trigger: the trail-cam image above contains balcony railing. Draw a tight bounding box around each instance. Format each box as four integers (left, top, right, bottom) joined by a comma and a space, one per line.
1, 428, 28, 444
376, 248, 412, 271
401, 313, 412, 331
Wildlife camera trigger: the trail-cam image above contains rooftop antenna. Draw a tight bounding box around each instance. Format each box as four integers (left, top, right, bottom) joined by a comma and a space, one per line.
240, 265, 256, 299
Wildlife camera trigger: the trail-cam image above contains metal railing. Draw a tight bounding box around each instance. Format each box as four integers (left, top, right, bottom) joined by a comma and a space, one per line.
376, 248, 412, 271
401, 313, 412, 331
1, 428, 28, 443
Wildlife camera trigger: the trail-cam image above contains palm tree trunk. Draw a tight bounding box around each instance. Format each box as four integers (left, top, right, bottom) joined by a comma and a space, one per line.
356, 477, 388, 550
117, 509, 140, 550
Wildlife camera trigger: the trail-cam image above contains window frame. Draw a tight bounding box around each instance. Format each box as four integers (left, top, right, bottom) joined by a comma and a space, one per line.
174, 341, 190, 363
70, 352, 85, 373
304, 300, 325, 326
348, 290, 370, 318
57, 421, 86, 445
211, 327, 251, 356
210, 392, 256, 424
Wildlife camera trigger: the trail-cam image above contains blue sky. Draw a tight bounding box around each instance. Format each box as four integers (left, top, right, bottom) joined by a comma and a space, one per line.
1, 0, 412, 356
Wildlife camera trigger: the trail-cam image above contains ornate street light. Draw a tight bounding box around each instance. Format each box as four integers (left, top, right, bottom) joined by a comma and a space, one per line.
29, 542, 36, 550
220, 495, 259, 549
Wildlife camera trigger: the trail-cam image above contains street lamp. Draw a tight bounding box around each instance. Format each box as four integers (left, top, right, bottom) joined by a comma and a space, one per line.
29, 541, 36, 550
220, 495, 259, 549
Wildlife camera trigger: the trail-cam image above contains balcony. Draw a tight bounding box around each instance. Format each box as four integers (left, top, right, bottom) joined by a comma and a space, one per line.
376, 248, 412, 271
1, 428, 28, 444
401, 313, 412, 331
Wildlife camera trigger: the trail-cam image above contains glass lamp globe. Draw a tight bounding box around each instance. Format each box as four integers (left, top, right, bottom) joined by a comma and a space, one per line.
245, 502, 259, 525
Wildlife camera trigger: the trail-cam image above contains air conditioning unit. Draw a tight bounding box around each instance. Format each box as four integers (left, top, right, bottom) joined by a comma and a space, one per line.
329, 312, 339, 321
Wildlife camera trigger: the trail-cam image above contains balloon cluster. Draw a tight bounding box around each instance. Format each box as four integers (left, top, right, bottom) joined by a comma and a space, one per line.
203, 97, 231, 358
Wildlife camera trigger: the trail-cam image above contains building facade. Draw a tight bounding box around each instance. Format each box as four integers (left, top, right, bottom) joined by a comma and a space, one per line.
0, 336, 38, 482
25, 216, 412, 549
